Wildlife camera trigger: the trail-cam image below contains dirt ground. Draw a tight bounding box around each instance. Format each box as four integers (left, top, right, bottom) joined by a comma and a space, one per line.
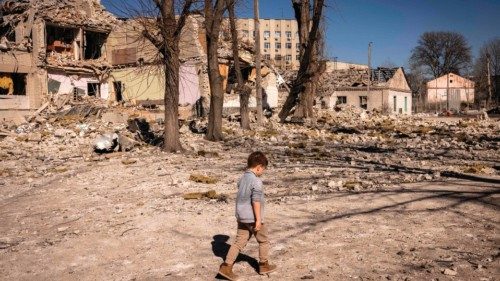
0, 136, 498, 281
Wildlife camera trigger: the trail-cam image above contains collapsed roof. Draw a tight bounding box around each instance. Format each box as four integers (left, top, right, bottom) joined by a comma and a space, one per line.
0, 0, 116, 31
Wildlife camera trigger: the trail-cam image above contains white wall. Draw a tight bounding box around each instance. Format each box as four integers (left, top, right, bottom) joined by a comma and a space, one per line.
328, 89, 412, 115
48, 72, 108, 98
387, 90, 412, 115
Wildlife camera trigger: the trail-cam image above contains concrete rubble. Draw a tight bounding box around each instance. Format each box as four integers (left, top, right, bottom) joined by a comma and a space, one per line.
0, 97, 498, 280
1, 96, 498, 195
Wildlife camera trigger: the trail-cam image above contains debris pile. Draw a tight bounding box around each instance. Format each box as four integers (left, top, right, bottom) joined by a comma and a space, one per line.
0, 0, 116, 33
1, 93, 498, 195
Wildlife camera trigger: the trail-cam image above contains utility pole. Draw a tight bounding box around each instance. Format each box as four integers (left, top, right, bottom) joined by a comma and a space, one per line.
446, 73, 449, 111
333, 56, 337, 92
487, 53, 492, 109
254, 0, 263, 124
367, 42, 372, 97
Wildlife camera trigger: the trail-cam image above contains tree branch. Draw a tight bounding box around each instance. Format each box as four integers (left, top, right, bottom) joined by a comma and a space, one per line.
174, 0, 195, 40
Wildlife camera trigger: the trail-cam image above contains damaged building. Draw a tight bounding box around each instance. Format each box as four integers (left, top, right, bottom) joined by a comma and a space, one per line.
0, 0, 281, 122
426, 73, 475, 111
0, 0, 117, 118
320, 64, 413, 115
106, 16, 206, 106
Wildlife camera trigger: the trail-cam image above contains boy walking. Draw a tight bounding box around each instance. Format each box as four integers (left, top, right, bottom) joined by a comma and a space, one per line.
218, 152, 277, 280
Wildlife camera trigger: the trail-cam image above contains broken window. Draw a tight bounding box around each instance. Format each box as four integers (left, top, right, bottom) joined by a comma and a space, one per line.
359, 96, 367, 109
263, 31, 270, 38
264, 42, 270, 49
87, 83, 100, 97
275, 31, 281, 37
285, 55, 292, 62
275, 43, 281, 49
46, 25, 77, 55
84, 30, 107, 60
0, 73, 26, 96
337, 96, 347, 104
286, 43, 292, 49
0, 24, 15, 42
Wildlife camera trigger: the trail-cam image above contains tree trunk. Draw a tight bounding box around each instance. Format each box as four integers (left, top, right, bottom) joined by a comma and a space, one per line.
163, 54, 182, 152
139, 0, 194, 152
279, 0, 325, 122
227, 0, 251, 130
205, 0, 226, 141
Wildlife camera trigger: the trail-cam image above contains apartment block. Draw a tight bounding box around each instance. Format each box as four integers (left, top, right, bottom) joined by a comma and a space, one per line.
236, 18, 300, 70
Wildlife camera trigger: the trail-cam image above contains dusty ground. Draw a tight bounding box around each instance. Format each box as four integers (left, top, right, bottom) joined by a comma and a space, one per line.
1, 106, 499, 280
1, 132, 499, 281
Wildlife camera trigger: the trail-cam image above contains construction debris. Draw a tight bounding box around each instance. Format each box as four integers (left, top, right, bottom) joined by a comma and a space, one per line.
189, 174, 219, 184
93, 133, 118, 153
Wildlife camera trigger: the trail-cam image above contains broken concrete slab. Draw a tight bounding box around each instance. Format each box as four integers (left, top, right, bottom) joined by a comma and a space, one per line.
101, 112, 129, 124
93, 133, 118, 153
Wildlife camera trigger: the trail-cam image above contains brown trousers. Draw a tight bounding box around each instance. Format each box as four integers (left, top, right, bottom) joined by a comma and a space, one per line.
225, 222, 270, 265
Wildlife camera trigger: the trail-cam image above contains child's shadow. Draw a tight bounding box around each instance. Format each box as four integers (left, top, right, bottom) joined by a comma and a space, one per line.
212, 234, 259, 278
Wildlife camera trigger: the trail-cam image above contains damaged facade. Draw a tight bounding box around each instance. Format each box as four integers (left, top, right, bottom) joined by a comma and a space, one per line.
0, 0, 116, 114
106, 16, 206, 106
320, 65, 413, 115
0, 0, 291, 120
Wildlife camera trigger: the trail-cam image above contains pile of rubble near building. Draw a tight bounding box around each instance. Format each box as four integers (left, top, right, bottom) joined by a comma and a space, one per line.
1, 97, 498, 195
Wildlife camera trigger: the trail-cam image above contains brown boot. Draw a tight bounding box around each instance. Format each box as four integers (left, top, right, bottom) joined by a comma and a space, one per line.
218, 263, 239, 281
259, 261, 277, 275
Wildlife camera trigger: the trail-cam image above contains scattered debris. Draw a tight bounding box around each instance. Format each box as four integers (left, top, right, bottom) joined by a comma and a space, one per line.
442, 268, 458, 276
121, 158, 137, 165
183, 190, 219, 200
93, 133, 118, 153
189, 174, 218, 184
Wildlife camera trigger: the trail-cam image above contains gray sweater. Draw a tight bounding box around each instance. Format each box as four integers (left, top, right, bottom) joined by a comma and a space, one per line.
235, 171, 265, 223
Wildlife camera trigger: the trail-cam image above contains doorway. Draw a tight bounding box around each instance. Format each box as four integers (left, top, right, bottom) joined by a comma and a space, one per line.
113, 81, 123, 102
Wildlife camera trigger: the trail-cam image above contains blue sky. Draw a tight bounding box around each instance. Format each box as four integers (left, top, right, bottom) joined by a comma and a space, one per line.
102, 0, 500, 68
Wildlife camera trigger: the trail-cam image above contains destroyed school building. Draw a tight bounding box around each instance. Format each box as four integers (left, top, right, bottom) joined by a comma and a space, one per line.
0, 0, 281, 121
0, 0, 117, 112
0, 0, 409, 119
319, 62, 413, 115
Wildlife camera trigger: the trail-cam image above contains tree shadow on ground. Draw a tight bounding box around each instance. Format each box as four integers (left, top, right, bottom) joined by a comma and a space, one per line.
212, 234, 259, 279
273, 184, 499, 243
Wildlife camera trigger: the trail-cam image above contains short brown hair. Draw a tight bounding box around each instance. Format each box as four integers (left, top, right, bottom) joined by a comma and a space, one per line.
247, 151, 268, 168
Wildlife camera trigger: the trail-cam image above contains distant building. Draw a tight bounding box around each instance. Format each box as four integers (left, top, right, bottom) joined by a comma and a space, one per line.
236, 18, 300, 70
426, 73, 474, 111
322, 66, 412, 115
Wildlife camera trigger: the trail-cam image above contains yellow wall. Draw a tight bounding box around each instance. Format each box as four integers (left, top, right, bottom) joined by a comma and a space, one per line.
109, 68, 164, 101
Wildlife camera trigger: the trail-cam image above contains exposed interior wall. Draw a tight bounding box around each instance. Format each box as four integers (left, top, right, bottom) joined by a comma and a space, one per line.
48, 71, 107, 98
110, 65, 200, 105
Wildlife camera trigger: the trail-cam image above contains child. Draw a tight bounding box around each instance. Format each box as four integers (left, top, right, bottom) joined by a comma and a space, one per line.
218, 151, 277, 280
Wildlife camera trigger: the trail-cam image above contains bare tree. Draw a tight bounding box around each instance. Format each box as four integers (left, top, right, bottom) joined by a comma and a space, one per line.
205, 0, 227, 141
406, 64, 427, 112
474, 37, 500, 107
111, 0, 195, 152
254, 0, 263, 125
410, 31, 472, 78
227, 0, 251, 129
279, 0, 326, 122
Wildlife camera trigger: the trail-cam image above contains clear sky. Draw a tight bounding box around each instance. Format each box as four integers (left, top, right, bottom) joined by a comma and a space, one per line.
102, 0, 500, 68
